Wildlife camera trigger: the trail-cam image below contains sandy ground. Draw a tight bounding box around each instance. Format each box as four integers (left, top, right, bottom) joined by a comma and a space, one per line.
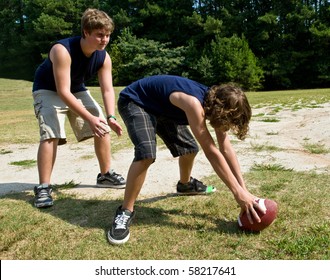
1, 103, 329, 199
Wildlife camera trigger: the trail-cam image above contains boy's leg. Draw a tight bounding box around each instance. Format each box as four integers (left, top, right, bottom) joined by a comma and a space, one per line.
37, 138, 59, 184
108, 98, 157, 245
176, 152, 216, 195
178, 152, 197, 184
157, 120, 216, 195
71, 90, 125, 187
107, 158, 153, 245
33, 89, 68, 208
94, 133, 126, 187
177, 151, 215, 195
33, 89, 66, 184
34, 139, 59, 208
94, 133, 111, 174
122, 158, 154, 212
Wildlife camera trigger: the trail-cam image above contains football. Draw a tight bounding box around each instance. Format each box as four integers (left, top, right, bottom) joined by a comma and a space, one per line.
238, 198, 278, 232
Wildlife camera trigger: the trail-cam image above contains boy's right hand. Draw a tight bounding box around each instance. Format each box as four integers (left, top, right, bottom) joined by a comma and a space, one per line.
235, 190, 266, 224
89, 116, 109, 138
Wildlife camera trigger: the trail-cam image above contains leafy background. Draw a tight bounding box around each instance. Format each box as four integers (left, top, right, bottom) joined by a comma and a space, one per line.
0, 0, 329, 90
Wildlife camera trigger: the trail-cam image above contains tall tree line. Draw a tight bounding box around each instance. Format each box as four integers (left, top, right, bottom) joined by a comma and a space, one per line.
0, 0, 329, 90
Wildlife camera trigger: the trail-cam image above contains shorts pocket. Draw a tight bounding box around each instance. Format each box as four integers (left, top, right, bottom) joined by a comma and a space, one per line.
33, 100, 42, 118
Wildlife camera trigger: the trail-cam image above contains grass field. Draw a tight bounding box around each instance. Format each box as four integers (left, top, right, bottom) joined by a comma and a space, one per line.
0, 79, 329, 260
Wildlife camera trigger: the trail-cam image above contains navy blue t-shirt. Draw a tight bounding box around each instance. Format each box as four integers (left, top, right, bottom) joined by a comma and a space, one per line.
33, 36, 106, 93
120, 75, 209, 124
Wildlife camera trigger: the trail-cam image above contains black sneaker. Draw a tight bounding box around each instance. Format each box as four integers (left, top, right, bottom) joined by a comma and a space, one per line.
176, 177, 216, 195
107, 206, 135, 245
34, 184, 53, 208
96, 170, 126, 188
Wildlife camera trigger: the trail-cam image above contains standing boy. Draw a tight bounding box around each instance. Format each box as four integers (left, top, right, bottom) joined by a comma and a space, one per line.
32, 8, 125, 208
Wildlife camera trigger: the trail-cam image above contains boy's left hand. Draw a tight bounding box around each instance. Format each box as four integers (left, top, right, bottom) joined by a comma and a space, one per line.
107, 119, 123, 136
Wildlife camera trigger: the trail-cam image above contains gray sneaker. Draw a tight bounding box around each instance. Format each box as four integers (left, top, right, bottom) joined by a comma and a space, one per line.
34, 184, 53, 208
96, 170, 126, 188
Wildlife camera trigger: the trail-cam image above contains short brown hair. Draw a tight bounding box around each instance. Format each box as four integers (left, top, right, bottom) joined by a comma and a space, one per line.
204, 84, 251, 140
81, 8, 114, 38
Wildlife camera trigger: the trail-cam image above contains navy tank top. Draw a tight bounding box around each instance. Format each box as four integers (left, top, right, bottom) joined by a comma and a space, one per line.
120, 75, 209, 125
33, 36, 106, 93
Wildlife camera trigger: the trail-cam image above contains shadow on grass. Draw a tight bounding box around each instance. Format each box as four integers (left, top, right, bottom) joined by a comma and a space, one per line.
0, 183, 242, 236
0, 182, 35, 196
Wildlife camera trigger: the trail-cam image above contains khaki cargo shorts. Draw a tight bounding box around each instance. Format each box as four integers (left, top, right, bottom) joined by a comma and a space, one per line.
33, 89, 110, 145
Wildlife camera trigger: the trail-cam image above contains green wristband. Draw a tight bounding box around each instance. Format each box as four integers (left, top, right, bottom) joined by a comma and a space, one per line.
107, 115, 117, 121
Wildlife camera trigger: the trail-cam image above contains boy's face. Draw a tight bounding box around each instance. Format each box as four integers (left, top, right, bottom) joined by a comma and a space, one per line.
84, 28, 111, 50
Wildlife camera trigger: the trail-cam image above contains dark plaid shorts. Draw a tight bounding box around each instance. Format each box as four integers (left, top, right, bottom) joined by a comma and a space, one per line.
118, 97, 199, 161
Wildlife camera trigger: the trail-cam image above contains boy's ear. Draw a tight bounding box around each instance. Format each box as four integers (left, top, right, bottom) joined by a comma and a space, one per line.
82, 29, 89, 38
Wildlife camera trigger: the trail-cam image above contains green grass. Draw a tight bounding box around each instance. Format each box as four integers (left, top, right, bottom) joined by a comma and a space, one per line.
303, 143, 330, 154
251, 163, 294, 172
247, 88, 330, 108
260, 118, 280, 123
0, 79, 329, 260
0, 170, 329, 260
250, 143, 282, 152
9, 159, 37, 168
0, 148, 13, 155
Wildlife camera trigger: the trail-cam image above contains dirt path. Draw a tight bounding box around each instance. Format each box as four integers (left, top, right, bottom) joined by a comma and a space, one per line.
1, 103, 329, 199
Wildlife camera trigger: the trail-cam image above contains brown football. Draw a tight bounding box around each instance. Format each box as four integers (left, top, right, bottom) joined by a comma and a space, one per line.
238, 198, 278, 232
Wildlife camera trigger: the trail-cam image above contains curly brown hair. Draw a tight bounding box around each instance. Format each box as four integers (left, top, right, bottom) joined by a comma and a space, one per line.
204, 84, 251, 140
81, 8, 115, 38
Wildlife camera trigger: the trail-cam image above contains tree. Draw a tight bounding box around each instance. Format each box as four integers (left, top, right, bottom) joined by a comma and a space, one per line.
191, 35, 264, 90
0, 0, 329, 89
111, 28, 187, 85
0, 0, 34, 79
309, 12, 330, 87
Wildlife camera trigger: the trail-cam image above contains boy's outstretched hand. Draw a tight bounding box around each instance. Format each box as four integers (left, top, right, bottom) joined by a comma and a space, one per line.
235, 189, 266, 224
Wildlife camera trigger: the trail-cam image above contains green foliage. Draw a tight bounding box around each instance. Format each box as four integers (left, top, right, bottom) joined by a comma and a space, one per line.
203, 15, 223, 35
195, 35, 264, 90
0, 0, 329, 89
33, 13, 73, 36
111, 29, 186, 85
0, 0, 84, 80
